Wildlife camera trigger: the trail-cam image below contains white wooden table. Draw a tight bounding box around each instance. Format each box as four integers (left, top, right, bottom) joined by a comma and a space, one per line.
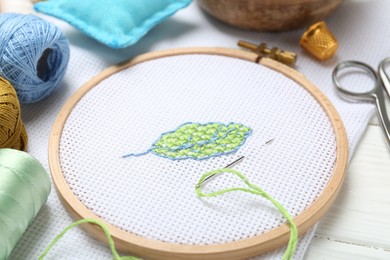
2, 0, 390, 259
306, 120, 390, 259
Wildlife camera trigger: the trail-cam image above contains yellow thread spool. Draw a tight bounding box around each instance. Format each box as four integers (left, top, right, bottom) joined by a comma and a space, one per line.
0, 77, 28, 150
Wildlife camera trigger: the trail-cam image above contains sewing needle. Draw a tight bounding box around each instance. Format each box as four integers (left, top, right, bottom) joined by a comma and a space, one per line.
196, 156, 245, 188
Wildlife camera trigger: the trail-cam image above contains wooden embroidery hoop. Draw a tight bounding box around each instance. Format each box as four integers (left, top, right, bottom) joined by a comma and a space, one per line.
49, 47, 348, 259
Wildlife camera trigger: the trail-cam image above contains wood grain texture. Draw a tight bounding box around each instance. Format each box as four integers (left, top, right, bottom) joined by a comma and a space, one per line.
306, 235, 390, 259
197, 0, 344, 31
306, 124, 390, 259
48, 48, 348, 259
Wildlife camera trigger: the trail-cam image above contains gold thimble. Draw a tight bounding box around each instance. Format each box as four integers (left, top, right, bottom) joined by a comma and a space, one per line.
300, 21, 338, 61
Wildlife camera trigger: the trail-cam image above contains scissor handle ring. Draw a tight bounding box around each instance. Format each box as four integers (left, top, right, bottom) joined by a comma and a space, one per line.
332, 60, 378, 101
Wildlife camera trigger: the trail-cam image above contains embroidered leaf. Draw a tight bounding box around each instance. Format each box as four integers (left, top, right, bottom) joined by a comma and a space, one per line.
123, 122, 252, 160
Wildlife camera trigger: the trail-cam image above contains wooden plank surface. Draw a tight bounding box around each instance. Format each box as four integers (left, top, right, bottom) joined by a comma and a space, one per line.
305, 124, 390, 259
306, 236, 390, 260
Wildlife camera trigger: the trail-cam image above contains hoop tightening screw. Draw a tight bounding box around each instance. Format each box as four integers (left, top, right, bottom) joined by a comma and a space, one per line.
238, 40, 297, 66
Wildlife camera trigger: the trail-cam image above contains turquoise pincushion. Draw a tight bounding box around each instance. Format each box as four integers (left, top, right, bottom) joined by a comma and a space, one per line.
34, 0, 192, 48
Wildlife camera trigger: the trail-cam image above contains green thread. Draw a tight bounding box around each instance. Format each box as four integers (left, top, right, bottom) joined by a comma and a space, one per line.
123, 122, 252, 160
40, 168, 296, 259
195, 168, 298, 260
38, 218, 140, 260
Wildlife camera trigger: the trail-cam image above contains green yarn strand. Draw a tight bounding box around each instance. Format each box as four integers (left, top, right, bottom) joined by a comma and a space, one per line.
38, 218, 140, 260
40, 169, 297, 259
195, 168, 298, 260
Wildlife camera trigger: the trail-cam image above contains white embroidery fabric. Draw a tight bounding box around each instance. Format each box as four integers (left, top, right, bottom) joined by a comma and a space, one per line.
59, 54, 336, 246
9, 0, 388, 259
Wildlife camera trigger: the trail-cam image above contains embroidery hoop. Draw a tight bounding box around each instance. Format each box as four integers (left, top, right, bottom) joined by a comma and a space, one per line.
49, 47, 348, 259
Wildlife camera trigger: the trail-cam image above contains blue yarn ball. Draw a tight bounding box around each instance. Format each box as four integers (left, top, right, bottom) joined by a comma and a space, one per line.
0, 13, 69, 103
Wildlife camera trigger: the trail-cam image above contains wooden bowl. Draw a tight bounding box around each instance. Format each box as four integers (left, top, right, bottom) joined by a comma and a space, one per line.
198, 0, 344, 31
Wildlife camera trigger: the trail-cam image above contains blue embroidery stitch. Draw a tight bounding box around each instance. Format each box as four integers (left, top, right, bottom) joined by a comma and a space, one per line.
123, 122, 252, 160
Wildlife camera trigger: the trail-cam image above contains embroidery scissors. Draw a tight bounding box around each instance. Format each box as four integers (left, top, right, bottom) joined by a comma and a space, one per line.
332, 58, 390, 149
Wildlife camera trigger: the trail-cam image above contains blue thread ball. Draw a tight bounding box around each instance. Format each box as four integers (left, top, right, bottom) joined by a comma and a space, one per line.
0, 13, 69, 103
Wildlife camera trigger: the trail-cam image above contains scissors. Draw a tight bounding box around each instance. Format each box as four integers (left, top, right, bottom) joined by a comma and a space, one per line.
332, 58, 390, 149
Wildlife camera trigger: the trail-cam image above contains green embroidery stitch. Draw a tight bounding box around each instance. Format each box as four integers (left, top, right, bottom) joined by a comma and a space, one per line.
123, 122, 252, 160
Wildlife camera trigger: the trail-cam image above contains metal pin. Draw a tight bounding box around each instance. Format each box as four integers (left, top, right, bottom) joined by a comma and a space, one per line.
196, 156, 245, 188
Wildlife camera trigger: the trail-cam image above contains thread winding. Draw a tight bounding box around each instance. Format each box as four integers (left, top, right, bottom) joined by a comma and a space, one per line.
0, 13, 69, 103
0, 77, 28, 150
0, 148, 51, 259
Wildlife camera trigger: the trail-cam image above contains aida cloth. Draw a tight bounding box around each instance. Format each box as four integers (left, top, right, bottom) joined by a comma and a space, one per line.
58, 54, 336, 246
8, 0, 389, 259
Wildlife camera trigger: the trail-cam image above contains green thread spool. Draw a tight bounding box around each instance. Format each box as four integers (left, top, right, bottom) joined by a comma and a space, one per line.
0, 148, 51, 259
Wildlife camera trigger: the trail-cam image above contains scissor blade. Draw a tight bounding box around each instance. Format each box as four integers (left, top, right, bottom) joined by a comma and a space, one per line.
379, 58, 390, 98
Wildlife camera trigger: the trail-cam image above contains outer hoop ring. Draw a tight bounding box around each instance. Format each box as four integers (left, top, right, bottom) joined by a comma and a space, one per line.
49, 47, 348, 259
